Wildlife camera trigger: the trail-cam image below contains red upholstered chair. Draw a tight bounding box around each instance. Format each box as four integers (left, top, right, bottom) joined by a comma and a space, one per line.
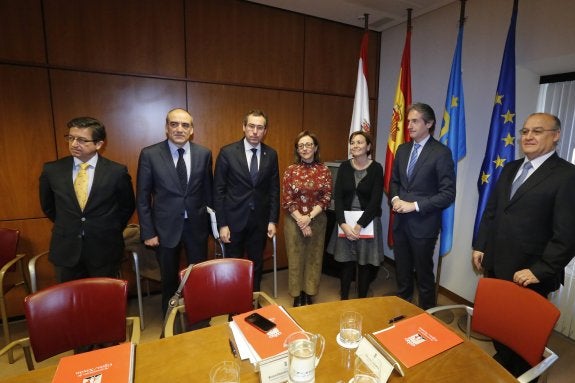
427, 278, 560, 383
0, 228, 29, 363
206, 207, 278, 298
0, 277, 140, 370
164, 258, 276, 337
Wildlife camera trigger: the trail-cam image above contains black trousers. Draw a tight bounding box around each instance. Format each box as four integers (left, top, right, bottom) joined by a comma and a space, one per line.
393, 227, 437, 309
156, 219, 207, 315
224, 210, 268, 291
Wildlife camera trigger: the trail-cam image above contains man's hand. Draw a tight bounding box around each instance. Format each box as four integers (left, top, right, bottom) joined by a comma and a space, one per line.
219, 226, 231, 243
513, 269, 540, 287
392, 198, 416, 214
472, 250, 484, 271
267, 223, 276, 238
144, 236, 160, 247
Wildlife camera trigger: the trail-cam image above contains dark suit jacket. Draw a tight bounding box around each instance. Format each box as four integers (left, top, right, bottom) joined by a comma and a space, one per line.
390, 136, 456, 238
39, 155, 135, 268
136, 140, 213, 248
213, 139, 279, 232
474, 153, 575, 290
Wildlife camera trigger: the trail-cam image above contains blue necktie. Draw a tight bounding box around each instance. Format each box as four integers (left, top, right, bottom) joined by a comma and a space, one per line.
250, 148, 258, 185
176, 148, 188, 192
407, 143, 421, 179
510, 161, 532, 198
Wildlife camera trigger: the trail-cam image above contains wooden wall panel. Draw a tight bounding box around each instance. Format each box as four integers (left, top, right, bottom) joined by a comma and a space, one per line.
49, 70, 187, 179
187, 0, 304, 89
0, 65, 54, 220
0, 0, 380, 318
43, 0, 186, 77
188, 82, 303, 172
0, 0, 45, 63
188, 82, 304, 266
304, 18, 380, 97
303, 94, 379, 162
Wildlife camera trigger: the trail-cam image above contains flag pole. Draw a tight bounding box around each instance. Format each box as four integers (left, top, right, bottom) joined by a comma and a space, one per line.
434, 0, 466, 324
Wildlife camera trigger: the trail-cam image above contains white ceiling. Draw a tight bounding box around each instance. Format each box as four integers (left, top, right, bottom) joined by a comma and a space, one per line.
246, 0, 457, 31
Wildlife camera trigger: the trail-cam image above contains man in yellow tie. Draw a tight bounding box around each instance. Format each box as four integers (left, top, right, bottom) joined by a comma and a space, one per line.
39, 117, 135, 282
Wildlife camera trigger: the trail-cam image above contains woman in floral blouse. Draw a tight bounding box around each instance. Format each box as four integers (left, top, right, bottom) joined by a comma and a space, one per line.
282, 131, 332, 307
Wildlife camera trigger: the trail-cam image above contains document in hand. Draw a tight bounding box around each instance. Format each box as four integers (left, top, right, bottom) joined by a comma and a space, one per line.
51, 342, 135, 383
229, 305, 303, 363
372, 313, 463, 368
337, 211, 374, 238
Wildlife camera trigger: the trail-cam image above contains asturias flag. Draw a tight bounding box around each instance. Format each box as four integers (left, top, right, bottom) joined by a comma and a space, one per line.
384, 27, 412, 246
439, 24, 466, 257
349, 31, 370, 157
473, 1, 518, 240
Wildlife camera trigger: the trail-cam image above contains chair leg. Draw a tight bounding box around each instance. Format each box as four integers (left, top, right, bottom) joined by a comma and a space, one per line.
18, 259, 31, 294
0, 296, 14, 364
131, 252, 145, 330
272, 236, 277, 298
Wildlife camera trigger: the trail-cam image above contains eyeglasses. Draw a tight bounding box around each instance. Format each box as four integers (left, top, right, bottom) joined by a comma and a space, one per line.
64, 135, 98, 144
519, 128, 558, 136
245, 123, 265, 131
168, 121, 192, 129
297, 142, 315, 149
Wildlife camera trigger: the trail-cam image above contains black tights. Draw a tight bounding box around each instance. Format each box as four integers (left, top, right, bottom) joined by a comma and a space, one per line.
340, 261, 378, 299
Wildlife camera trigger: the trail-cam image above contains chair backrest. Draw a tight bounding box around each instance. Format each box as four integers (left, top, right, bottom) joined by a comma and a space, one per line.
25, 277, 128, 362
0, 228, 19, 269
471, 278, 560, 367
180, 258, 254, 325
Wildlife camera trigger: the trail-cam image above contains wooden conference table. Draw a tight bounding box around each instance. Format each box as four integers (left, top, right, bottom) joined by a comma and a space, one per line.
2, 296, 516, 383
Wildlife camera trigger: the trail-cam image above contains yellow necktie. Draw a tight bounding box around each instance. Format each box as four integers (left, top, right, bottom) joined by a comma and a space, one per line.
74, 163, 90, 210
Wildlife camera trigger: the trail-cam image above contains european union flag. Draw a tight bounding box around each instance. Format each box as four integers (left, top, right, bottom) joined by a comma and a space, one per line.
439, 25, 466, 257
473, 1, 518, 240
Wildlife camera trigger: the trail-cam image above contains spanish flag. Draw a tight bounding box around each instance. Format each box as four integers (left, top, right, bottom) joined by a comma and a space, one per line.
384, 25, 412, 246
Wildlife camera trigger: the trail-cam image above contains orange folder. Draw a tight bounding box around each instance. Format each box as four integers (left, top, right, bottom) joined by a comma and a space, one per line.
373, 313, 463, 368
51, 342, 135, 383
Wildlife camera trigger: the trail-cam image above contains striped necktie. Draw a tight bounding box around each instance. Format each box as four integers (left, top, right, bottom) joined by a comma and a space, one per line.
510, 161, 532, 198
407, 143, 421, 179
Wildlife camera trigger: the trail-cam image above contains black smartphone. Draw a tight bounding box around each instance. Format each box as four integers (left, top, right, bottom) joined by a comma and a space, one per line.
244, 312, 276, 333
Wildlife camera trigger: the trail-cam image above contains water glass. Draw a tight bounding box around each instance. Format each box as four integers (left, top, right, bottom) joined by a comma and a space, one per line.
339, 311, 362, 348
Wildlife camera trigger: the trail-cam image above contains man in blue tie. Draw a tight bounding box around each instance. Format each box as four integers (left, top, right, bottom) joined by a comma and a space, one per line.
473, 112, 575, 377
137, 108, 213, 314
213, 110, 280, 291
389, 103, 456, 309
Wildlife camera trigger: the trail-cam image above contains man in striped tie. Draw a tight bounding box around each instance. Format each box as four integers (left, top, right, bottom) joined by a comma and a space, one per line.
389, 103, 456, 310
39, 117, 135, 282
473, 113, 575, 377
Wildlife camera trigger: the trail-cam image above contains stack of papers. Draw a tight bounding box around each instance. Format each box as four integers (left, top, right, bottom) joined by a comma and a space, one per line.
229, 305, 303, 365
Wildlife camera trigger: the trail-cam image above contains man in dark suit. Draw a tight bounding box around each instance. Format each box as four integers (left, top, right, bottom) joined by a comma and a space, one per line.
137, 108, 213, 313
473, 112, 575, 376
39, 117, 135, 282
390, 103, 456, 309
213, 109, 280, 291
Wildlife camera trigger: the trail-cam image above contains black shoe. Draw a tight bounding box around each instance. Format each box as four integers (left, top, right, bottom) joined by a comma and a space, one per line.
303, 292, 313, 305
293, 295, 303, 307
